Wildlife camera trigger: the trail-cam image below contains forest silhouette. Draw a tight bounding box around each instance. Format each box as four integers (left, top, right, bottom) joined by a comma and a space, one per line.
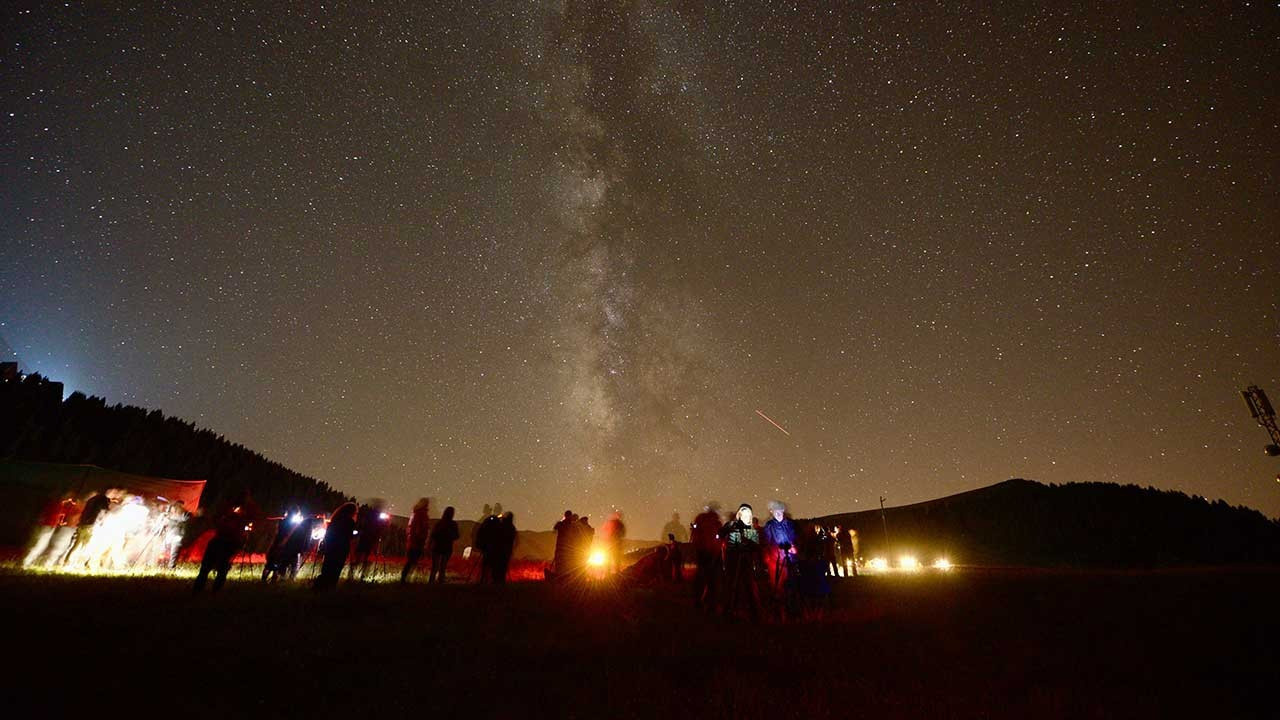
1, 372, 350, 544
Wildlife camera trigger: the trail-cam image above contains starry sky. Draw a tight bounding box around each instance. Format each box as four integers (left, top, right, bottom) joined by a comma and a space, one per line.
3, 2, 1278, 535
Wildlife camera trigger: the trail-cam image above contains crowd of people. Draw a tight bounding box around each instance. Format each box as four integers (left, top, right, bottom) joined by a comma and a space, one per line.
546, 509, 627, 580
20, 488, 864, 621
681, 501, 861, 620
540, 500, 860, 619
21, 489, 189, 572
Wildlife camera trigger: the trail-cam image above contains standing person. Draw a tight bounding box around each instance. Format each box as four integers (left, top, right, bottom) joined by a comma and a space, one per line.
834, 525, 854, 578
23, 493, 77, 568
44, 494, 82, 567
193, 491, 260, 593
107, 495, 151, 569
401, 498, 431, 583
661, 512, 689, 543
487, 512, 517, 584
813, 525, 837, 577
275, 510, 313, 580
315, 502, 357, 590
348, 503, 386, 581
721, 503, 763, 620
847, 529, 860, 576
830, 525, 843, 577
665, 533, 683, 583
762, 501, 799, 592
690, 503, 723, 610
61, 489, 112, 567
565, 512, 593, 573
551, 510, 578, 576
573, 515, 594, 574
428, 506, 459, 584
794, 520, 833, 616
162, 501, 189, 569
600, 510, 626, 575
472, 512, 501, 583
263, 506, 302, 582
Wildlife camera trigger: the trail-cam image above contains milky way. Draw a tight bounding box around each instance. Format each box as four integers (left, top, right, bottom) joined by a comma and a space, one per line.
2, 2, 1277, 534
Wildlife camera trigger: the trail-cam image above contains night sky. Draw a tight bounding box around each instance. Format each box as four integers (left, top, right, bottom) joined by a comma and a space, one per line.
3, 2, 1277, 535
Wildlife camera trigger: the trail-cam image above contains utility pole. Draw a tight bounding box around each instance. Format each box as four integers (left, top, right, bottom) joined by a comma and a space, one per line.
879, 495, 889, 548
1241, 385, 1280, 457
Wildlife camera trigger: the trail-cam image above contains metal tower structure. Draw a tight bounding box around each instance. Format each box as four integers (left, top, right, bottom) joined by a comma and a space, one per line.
1240, 385, 1280, 457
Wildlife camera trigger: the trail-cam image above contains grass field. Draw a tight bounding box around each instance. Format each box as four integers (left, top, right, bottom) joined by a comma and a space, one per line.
3, 565, 1276, 718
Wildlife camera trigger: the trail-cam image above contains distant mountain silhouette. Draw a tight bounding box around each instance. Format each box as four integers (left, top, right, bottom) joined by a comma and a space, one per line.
810, 479, 1280, 567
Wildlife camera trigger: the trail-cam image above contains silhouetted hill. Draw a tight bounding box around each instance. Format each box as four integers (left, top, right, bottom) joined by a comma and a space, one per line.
811, 479, 1280, 567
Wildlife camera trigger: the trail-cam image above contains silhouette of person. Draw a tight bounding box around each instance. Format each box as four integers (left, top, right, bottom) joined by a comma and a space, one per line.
61, 489, 111, 567
162, 501, 190, 569
690, 503, 722, 609
661, 512, 689, 543
473, 512, 501, 583
428, 506, 459, 584
275, 510, 313, 580
794, 522, 832, 615
350, 502, 389, 581
194, 491, 260, 593
847, 529, 860, 576
665, 533, 683, 583
834, 525, 854, 577
573, 515, 594, 574
315, 502, 357, 590
552, 510, 578, 576
401, 498, 431, 583
600, 510, 626, 575
23, 493, 77, 568
263, 506, 303, 582
813, 525, 837, 577
486, 512, 517, 584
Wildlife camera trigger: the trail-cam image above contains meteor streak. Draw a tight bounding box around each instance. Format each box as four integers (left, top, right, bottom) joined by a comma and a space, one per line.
755, 409, 792, 437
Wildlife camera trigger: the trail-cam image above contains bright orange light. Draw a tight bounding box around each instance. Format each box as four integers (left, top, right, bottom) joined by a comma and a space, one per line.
898, 555, 920, 571
933, 558, 952, 571
587, 549, 606, 567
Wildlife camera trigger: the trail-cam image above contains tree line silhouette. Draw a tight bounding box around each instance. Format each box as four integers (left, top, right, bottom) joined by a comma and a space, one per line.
2, 372, 351, 528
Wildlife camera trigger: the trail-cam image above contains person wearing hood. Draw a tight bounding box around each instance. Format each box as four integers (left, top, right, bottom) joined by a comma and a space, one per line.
720, 503, 763, 620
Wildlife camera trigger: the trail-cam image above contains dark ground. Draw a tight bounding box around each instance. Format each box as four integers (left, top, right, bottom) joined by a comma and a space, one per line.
3, 566, 1276, 719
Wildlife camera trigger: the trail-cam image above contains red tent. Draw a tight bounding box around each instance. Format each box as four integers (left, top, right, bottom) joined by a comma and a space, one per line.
0, 460, 206, 547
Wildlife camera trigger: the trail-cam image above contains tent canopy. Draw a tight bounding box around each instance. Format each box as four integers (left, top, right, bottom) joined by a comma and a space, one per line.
0, 460, 206, 510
